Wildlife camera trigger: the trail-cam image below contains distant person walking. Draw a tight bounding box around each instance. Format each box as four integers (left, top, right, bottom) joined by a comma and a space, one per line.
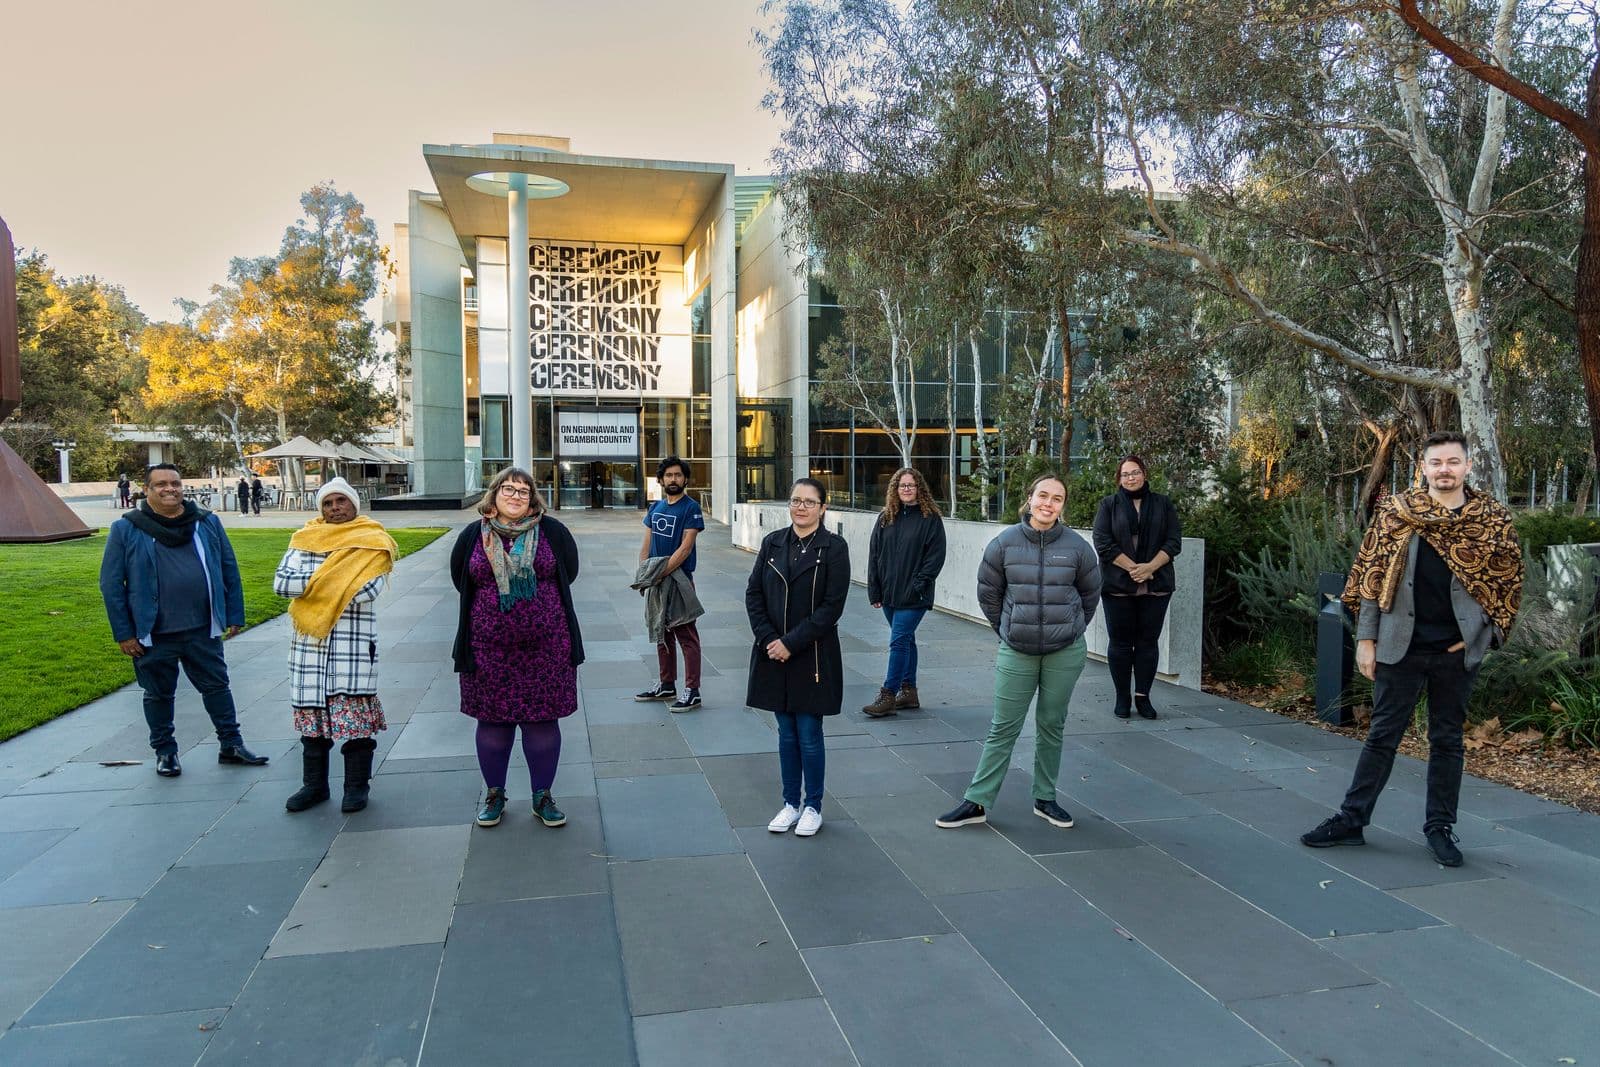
98, 464, 269, 777
1301, 431, 1524, 867
635, 456, 707, 710
937, 473, 1100, 831
746, 478, 851, 838
452, 467, 585, 830
117, 473, 131, 508
1092, 455, 1182, 720
274, 478, 397, 814
237, 475, 251, 516
251, 476, 265, 515
863, 466, 946, 717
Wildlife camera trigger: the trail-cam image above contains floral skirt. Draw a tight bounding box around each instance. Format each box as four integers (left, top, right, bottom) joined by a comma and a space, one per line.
293, 694, 387, 741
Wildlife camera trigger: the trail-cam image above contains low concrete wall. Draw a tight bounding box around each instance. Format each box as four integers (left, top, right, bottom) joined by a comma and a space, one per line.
730, 504, 1205, 689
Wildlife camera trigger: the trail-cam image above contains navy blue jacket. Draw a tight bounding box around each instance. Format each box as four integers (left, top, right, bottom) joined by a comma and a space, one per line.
99, 511, 245, 642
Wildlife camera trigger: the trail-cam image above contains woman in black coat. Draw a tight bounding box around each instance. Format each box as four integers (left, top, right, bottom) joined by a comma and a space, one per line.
863, 466, 947, 717
746, 477, 851, 838
1091, 454, 1182, 720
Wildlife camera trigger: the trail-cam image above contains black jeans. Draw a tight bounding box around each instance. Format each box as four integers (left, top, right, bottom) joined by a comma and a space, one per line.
132, 626, 244, 755
1101, 594, 1171, 701
1339, 648, 1476, 832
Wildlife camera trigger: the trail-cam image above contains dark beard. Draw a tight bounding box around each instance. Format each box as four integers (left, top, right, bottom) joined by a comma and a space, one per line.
664, 485, 684, 497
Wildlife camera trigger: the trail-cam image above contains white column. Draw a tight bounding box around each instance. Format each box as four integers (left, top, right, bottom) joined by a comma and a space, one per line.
507, 173, 532, 471
57, 448, 70, 485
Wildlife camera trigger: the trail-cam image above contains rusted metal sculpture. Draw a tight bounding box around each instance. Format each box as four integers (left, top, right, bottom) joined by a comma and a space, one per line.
0, 214, 94, 542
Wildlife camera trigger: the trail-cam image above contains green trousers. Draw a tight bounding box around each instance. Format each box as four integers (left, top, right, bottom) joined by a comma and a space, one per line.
964, 639, 1087, 809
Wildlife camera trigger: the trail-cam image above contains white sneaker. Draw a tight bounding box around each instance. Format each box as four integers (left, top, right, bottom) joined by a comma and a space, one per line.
768, 804, 801, 833
795, 806, 823, 837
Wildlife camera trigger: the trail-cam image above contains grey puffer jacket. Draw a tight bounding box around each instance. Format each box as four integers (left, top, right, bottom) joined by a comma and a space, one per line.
977, 520, 1102, 656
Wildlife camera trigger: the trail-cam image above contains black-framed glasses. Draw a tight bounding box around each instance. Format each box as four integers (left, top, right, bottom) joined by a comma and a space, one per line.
789, 497, 822, 509
498, 486, 532, 499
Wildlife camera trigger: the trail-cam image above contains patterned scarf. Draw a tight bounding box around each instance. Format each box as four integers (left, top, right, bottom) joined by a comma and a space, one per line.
481, 514, 540, 612
1341, 487, 1523, 632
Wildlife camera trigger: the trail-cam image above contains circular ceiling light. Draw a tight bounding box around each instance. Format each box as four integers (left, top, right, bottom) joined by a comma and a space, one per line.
466, 172, 570, 199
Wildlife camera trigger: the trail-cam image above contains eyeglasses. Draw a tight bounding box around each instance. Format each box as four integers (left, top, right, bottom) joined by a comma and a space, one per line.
1119, 471, 1143, 479
498, 486, 532, 499
896, 481, 918, 489
789, 498, 822, 509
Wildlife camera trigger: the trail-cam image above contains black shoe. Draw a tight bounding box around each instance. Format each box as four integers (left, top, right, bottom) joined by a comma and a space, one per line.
218, 744, 269, 766
935, 799, 987, 828
155, 752, 182, 777
635, 683, 676, 702
1034, 799, 1074, 827
1300, 814, 1365, 848
669, 689, 702, 712
1426, 826, 1464, 867
1113, 697, 1132, 720
285, 737, 332, 813
340, 738, 376, 813
1135, 695, 1158, 720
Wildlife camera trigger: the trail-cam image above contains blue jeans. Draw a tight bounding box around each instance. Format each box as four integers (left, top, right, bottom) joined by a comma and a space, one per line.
132, 626, 243, 755
881, 606, 928, 690
775, 712, 825, 813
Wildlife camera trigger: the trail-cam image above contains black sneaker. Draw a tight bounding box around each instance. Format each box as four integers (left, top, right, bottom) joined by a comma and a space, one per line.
635, 683, 676, 702
669, 689, 702, 712
1033, 799, 1074, 827
1135, 695, 1158, 720
1426, 827, 1463, 867
1300, 814, 1365, 848
935, 799, 987, 828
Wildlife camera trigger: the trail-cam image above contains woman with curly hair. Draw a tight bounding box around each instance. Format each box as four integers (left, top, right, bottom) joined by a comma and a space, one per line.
863, 467, 947, 716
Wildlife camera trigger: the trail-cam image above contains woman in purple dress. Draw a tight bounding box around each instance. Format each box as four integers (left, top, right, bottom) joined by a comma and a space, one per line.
450, 467, 585, 828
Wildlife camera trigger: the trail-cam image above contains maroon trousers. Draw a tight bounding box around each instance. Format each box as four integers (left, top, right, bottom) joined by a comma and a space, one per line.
657, 621, 702, 689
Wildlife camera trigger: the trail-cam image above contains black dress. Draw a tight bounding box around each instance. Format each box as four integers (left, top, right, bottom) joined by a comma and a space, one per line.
745, 525, 851, 716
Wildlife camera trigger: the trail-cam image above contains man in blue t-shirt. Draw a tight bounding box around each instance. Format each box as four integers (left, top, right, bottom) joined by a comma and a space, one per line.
636, 456, 706, 710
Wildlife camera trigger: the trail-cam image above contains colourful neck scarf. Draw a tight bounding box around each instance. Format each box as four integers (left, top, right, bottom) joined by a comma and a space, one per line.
482, 514, 541, 611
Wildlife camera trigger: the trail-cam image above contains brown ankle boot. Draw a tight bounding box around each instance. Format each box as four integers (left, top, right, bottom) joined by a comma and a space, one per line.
862, 687, 898, 717
895, 685, 920, 709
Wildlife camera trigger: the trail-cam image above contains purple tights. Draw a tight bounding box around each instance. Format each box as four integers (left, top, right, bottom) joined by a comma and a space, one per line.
475, 720, 562, 794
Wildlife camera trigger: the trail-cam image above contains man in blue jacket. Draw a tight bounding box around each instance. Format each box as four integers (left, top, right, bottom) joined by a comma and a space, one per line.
99, 464, 268, 777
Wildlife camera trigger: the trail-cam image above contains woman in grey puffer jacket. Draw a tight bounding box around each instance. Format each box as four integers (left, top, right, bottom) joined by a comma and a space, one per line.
936, 473, 1101, 831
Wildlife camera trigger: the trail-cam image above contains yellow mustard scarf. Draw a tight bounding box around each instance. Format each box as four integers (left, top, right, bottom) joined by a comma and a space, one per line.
287, 516, 398, 640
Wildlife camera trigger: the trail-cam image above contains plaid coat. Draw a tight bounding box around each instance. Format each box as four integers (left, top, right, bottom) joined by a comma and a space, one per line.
273, 548, 387, 707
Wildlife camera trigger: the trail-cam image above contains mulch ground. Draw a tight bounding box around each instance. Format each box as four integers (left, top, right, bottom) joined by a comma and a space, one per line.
1206, 677, 1600, 816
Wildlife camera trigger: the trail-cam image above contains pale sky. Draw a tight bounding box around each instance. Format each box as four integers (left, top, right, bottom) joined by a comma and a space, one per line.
0, 0, 784, 321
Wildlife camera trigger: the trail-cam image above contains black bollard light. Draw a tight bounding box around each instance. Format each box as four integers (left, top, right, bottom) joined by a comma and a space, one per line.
1315, 571, 1354, 726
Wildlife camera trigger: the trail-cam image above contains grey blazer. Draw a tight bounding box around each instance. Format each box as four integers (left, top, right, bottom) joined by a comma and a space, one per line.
1356, 536, 1501, 670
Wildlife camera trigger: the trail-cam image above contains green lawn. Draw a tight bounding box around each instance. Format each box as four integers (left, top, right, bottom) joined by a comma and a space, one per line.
0, 527, 449, 742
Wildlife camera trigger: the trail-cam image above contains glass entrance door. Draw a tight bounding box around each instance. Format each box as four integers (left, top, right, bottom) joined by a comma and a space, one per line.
557, 461, 640, 509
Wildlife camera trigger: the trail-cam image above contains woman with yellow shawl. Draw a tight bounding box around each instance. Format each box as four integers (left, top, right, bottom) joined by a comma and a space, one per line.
273, 478, 398, 814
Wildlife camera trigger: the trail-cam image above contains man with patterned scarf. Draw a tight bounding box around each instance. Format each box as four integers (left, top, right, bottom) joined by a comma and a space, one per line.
1302, 431, 1524, 867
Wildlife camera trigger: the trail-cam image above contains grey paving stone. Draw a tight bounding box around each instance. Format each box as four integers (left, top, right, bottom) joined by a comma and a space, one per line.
22, 859, 313, 1024
1048, 746, 1211, 821
839, 790, 1059, 896
1231, 983, 1514, 1066
1042, 847, 1373, 1002
200, 944, 440, 1065
1326, 926, 1600, 1064
1156, 725, 1311, 771
0, 828, 69, 882
0, 789, 120, 831
1497, 810, 1600, 859
700, 752, 838, 829
0, 798, 230, 908
928, 772, 1142, 855
886, 740, 986, 777
1129, 815, 1440, 937
0, 900, 131, 1028
928, 704, 1012, 741
1252, 765, 1510, 850
633, 999, 856, 1067
1079, 731, 1275, 795
1473, 833, 1600, 915
384, 710, 476, 759
596, 772, 740, 860
939, 886, 1288, 1067
1232, 721, 1365, 753
815, 745, 935, 797
806, 934, 1078, 1065
456, 796, 607, 903
8, 759, 148, 795
178, 781, 348, 867
594, 757, 703, 777
611, 853, 817, 1016
589, 721, 693, 762
1394, 877, 1600, 992
738, 820, 950, 947
584, 694, 677, 725
344, 768, 484, 831
267, 824, 469, 957
423, 896, 633, 1065
0, 1009, 225, 1066
1196, 786, 1504, 890
1172, 699, 1292, 727
671, 705, 778, 756
859, 714, 968, 745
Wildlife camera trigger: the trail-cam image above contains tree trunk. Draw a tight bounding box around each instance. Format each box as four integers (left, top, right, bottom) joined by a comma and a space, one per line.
1579, 119, 1600, 491
1359, 420, 1401, 520
969, 331, 992, 518
1056, 296, 1074, 474
946, 334, 957, 514
1572, 453, 1596, 517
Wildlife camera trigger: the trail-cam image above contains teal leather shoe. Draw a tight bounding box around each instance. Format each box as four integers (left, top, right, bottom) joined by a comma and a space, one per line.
476, 787, 507, 827
531, 789, 567, 827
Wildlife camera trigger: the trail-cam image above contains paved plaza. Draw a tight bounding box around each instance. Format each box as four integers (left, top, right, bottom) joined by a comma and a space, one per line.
2, 508, 1599, 1065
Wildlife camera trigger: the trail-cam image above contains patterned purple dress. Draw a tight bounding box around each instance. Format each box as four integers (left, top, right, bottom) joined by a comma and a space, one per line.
458, 532, 578, 723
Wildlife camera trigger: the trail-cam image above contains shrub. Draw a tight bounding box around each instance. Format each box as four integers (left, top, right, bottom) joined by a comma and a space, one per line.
1181, 459, 1285, 654
1513, 510, 1600, 559
1208, 630, 1311, 696
1470, 551, 1600, 729
1233, 497, 1364, 648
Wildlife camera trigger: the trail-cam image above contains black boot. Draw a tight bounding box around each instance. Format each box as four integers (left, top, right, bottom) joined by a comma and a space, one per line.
285, 737, 333, 812
341, 738, 377, 813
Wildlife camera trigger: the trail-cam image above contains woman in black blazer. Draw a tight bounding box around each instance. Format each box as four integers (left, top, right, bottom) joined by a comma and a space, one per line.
745, 477, 851, 838
1091, 455, 1181, 720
